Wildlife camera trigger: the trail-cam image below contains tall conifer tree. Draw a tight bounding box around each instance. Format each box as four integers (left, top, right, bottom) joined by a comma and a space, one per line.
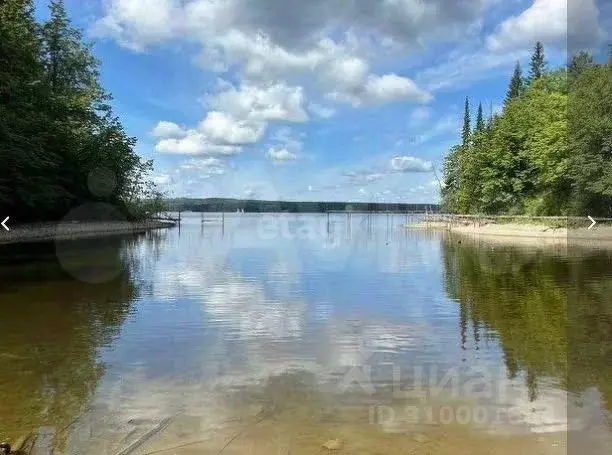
505, 62, 523, 104
528, 41, 547, 82
475, 102, 485, 133
461, 96, 471, 147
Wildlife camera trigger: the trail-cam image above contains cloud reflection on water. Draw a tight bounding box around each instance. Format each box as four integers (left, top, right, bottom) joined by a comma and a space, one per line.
67, 215, 610, 452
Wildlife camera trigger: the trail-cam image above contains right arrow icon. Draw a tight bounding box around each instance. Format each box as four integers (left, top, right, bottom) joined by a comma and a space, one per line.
588, 215, 597, 230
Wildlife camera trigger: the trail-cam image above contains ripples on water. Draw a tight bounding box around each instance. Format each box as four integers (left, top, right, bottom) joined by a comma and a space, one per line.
0, 213, 611, 453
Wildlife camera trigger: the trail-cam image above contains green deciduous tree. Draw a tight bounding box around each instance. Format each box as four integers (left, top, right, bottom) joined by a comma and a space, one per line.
441, 43, 612, 216
568, 51, 594, 81
568, 61, 612, 215
441, 145, 461, 212
0, 0, 163, 222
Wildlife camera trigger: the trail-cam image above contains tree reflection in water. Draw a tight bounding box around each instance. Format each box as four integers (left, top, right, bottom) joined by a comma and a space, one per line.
0, 231, 163, 448
441, 237, 612, 411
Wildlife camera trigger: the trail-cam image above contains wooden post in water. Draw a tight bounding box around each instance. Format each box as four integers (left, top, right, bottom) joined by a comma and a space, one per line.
347, 212, 351, 238
346, 212, 348, 235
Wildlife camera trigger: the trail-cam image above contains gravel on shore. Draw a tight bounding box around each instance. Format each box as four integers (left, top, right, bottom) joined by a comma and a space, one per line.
0, 220, 176, 245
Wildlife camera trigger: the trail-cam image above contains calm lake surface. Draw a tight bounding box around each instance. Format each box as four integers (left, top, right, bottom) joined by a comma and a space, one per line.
1, 213, 611, 454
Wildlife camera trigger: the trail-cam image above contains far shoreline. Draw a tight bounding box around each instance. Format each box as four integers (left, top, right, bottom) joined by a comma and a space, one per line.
0, 220, 176, 245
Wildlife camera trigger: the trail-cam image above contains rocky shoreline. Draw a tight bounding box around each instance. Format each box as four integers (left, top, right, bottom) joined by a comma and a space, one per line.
0, 220, 176, 245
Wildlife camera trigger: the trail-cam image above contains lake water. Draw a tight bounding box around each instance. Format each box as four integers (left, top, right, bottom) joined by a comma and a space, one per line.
1, 213, 611, 454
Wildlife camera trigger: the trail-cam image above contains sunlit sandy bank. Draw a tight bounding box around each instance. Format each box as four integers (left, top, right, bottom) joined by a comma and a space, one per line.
406, 221, 612, 248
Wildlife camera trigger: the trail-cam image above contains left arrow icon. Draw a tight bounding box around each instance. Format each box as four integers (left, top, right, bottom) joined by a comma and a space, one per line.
1, 216, 9, 231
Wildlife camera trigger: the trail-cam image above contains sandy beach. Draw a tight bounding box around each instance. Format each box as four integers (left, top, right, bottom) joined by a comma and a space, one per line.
0, 220, 176, 245
406, 221, 612, 248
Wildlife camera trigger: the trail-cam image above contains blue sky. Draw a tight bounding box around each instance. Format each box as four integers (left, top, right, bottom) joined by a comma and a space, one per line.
35, 0, 609, 203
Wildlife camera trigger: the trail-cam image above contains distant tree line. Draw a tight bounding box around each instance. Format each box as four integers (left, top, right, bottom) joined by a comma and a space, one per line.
442, 42, 612, 216
167, 198, 440, 213
0, 0, 163, 222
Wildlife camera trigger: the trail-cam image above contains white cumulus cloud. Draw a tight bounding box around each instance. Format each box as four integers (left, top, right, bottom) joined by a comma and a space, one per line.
362, 73, 433, 105
207, 82, 309, 123
155, 129, 241, 156
198, 111, 266, 145
152, 82, 309, 154
151, 120, 186, 138
390, 156, 434, 173
94, 0, 440, 120
94, 0, 489, 54
486, 0, 604, 53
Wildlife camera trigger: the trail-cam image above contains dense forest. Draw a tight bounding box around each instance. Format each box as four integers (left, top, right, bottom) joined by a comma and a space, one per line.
167, 198, 439, 213
0, 0, 162, 223
442, 42, 612, 216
